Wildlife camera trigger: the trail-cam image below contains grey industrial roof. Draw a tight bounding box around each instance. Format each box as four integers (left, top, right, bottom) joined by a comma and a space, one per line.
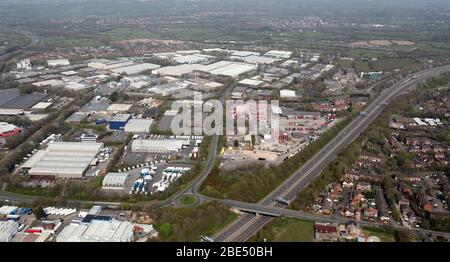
65, 112, 88, 123
0, 88, 48, 110
0, 89, 20, 106
80, 103, 110, 113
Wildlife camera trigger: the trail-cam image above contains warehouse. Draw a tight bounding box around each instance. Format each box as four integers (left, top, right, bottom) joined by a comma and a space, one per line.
111, 63, 160, 75
148, 81, 190, 97
131, 139, 185, 153
199, 61, 257, 78
65, 112, 88, 124
264, 50, 293, 59
102, 172, 129, 189
0, 88, 48, 110
230, 50, 260, 57
56, 220, 134, 242
107, 103, 132, 113
47, 59, 70, 67
280, 89, 297, 99
0, 221, 19, 242
238, 79, 264, 87
88, 59, 134, 70
124, 119, 153, 133
152, 64, 205, 77
31, 102, 53, 111
109, 114, 131, 130
231, 55, 279, 65
23, 142, 104, 179
173, 54, 213, 64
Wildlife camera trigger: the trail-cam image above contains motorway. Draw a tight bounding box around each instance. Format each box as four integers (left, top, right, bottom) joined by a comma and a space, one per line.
211, 65, 450, 242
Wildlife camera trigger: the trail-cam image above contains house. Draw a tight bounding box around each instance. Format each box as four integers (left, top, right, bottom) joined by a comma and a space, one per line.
364, 207, 378, 220
356, 182, 371, 192
314, 223, 338, 241
418, 190, 433, 212
375, 188, 390, 223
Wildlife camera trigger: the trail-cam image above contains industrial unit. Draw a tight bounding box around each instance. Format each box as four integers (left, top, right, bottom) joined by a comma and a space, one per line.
56, 220, 134, 242
131, 139, 185, 153
102, 172, 129, 190
22, 142, 104, 179
198, 61, 257, 78
0, 221, 19, 242
109, 114, 132, 130
124, 119, 153, 133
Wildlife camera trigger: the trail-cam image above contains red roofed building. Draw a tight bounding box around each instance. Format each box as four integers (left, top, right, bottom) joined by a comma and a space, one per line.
0, 122, 22, 138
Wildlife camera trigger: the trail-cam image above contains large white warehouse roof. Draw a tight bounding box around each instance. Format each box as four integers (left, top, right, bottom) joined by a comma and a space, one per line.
112, 63, 160, 75
199, 61, 257, 78
23, 142, 103, 179
131, 139, 185, 153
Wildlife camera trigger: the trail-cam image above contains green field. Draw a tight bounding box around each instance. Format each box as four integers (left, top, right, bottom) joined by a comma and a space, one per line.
256, 218, 315, 242
100, 28, 161, 40
337, 59, 371, 72
372, 58, 418, 71
43, 36, 101, 47
362, 228, 395, 242
338, 57, 418, 72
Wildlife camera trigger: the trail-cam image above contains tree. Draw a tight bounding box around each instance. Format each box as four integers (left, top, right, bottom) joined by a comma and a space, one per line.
159, 222, 172, 238
394, 229, 415, 242
34, 206, 47, 220
110, 91, 119, 102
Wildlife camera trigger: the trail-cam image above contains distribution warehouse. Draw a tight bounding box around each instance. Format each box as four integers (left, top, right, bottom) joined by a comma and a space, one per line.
22, 142, 104, 179
198, 61, 257, 78
131, 139, 185, 153
102, 172, 129, 190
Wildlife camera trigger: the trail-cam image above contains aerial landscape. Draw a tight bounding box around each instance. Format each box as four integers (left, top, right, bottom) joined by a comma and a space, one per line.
0, 0, 449, 247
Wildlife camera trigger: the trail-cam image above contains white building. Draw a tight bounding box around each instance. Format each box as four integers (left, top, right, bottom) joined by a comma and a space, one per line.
231, 55, 279, 65
23, 142, 104, 179
131, 139, 185, 154
47, 59, 70, 67
0, 221, 19, 242
124, 119, 153, 133
152, 64, 205, 77
173, 54, 213, 64
16, 59, 32, 71
102, 172, 129, 189
280, 89, 297, 98
264, 50, 293, 59
238, 79, 264, 87
56, 220, 134, 242
199, 61, 257, 78
111, 63, 160, 75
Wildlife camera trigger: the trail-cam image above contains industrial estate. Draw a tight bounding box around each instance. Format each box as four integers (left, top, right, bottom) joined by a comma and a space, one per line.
0, 0, 449, 245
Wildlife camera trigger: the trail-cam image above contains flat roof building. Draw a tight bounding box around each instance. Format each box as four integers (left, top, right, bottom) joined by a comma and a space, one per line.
109, 114, 131, 130
23, 142, 104, 179
102, 172, 129, 190
47, 59, 70, 67
124, 119, 153, 133
131, 139, 185, 154
152, 64, 205, 77
111, 63, 160, 75
264, 50, 293, 59
198, 61, 257, 78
